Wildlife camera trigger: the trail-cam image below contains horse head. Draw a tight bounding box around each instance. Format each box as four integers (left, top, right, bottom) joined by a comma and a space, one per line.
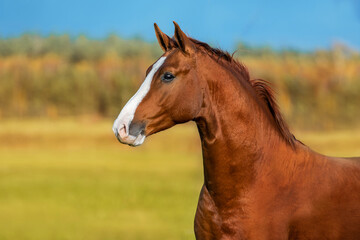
113, 22, 203, 146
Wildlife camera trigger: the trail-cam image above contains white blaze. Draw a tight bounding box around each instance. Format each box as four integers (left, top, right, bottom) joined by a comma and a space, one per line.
112, 56, 166, 146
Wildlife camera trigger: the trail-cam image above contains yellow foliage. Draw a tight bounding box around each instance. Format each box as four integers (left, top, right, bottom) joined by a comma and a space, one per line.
0, 39, 359, 130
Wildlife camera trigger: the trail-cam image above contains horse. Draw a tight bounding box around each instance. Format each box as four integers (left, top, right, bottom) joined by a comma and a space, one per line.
112, 22, 360, 240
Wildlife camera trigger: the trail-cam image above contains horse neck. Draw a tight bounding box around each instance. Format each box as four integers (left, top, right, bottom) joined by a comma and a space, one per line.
194, 56, 295, 202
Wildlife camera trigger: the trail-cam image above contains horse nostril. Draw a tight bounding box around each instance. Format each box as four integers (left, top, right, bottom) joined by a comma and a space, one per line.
118, 124, 128, 139
129, 121, 146, 137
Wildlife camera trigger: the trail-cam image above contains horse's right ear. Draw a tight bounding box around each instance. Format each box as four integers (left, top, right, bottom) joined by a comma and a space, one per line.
173, 21, 195, 55
154, 23, 174, 52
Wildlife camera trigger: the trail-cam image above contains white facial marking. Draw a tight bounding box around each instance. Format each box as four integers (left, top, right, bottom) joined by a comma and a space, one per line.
112, 56, 166, 146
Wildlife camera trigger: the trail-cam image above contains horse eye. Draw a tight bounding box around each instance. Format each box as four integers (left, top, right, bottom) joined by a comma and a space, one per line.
161, 72, 175, 83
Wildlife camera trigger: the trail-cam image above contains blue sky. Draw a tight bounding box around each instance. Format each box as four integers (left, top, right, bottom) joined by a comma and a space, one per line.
0, 0, 359, 51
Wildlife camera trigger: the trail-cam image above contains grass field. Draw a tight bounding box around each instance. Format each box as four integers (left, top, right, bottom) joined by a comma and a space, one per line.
0, 118, 359, 240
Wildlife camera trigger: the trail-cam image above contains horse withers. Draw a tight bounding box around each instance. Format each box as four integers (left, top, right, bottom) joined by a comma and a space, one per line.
113, 22, 360, 240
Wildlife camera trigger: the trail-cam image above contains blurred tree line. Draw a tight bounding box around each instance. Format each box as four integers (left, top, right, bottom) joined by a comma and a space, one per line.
235, 42, 360, 129
0, 34, 359, 129
0, 34, 162, 119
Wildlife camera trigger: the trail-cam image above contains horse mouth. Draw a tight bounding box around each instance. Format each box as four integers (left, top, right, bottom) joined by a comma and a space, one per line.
113, 125, 146, 147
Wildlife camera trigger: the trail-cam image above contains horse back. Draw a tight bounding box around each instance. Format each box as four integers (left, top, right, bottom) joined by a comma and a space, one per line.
288, 152, 360, 239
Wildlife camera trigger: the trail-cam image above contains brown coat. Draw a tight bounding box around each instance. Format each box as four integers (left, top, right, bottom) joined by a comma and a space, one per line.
114, 22, 360, 240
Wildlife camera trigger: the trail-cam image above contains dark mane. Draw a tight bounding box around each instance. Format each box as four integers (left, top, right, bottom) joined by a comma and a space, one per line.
189, 38, 297, 147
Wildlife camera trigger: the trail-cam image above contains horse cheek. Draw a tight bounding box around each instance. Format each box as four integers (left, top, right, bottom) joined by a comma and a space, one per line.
172, 87, 201, 123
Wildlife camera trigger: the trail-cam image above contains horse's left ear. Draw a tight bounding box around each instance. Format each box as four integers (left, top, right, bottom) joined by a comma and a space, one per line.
173, 21, 195, 55
154, 23, 175, 52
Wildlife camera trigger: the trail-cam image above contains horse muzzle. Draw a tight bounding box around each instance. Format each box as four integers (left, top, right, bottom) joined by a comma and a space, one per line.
113, 118, 146, 147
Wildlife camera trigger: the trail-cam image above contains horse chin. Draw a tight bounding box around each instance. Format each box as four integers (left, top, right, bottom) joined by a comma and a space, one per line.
119, 134, 146, 147
130, 134, 146, 147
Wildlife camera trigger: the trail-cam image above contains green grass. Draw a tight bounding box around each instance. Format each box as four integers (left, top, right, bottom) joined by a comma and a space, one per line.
0, 118, 359, 240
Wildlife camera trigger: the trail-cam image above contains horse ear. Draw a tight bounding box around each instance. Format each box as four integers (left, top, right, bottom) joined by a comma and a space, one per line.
173, 21, 195, 54
154, 23, 174, 52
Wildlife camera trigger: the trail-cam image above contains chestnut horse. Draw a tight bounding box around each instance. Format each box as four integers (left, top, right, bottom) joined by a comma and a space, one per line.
113, 22, 360, 239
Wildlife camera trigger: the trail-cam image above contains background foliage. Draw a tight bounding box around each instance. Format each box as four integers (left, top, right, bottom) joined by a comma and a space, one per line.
0, 34, 359, 129
0, 35, 359, 240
